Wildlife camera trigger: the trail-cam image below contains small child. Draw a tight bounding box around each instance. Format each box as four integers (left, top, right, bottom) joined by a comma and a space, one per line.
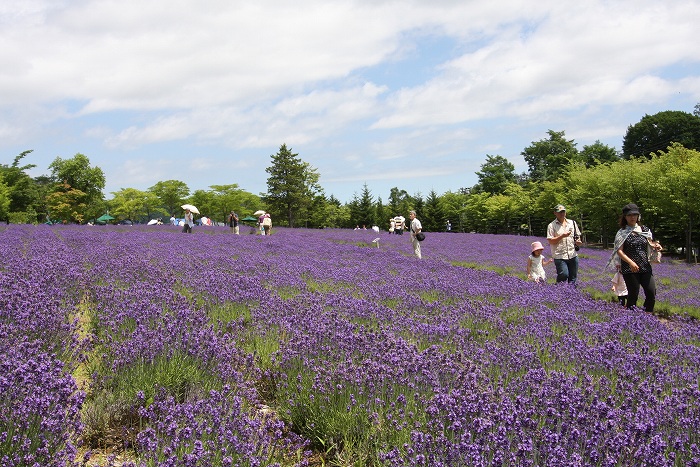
527, 241, 553, 283
611, 270, 628, 306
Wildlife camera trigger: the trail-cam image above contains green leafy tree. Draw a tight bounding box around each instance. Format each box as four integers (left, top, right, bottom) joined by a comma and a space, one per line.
301, 193, 328, 228
208, 184, 255, 224
438, 190, 469, 232
0, 174, 10, 221
149, 180, 190, 216
237, 191, 264, 218
387, 187, 411, 218
48, 153, 105, 220
317, 194, 351, 228
579, 140, 620, 167
0, 150, 40, 221
462, 192, 491, 233
346, 193, 360, 228
504, 183, 534, 236
410, 192, 424, 220
606, 158, 654, 216
568, 161, 622, 247
188, 189, 216, 221
474, 155, 517, 194
482, 193, 519, 234
45, 182, 87, 223
33, 175, 54, 223
142, 191, 166, 221
422, 189, 444, 232
48, 153, 103, 198
264, 144, 322, 227
522, 130, 579, 182
355, 183, 374, 228
374, 196, 389, 230
109, 188, 163, 222
648, 144, 700, 262
622, 110, 700, 159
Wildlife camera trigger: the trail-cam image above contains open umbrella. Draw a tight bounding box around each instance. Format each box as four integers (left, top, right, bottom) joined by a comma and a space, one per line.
181, 204, 200, 214
147, 219, 159, 225
241, 216, 258, 222
96, 214, 114, 222
253, 210, 266, 217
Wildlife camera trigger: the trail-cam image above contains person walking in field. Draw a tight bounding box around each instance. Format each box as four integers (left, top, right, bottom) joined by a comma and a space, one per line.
262, 213, 272, 235
258, 213, 265, 234
547, 204, 582, 285
609, 203, 662, 313
182, 208, 194, 234
394, 215, 404, 235
409, 210, 422, 259
228, 211, 239, 235
527, 241, 553, 283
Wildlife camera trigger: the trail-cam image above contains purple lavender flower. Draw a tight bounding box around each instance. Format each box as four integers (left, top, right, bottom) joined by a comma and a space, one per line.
3, 224, 699, 466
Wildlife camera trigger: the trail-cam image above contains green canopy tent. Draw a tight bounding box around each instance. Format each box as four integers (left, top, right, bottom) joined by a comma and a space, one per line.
95, 214, 115, 225
241, 216, 258, 222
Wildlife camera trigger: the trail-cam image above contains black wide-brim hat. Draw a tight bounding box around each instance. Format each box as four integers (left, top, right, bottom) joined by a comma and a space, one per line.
622, 203, 640, 215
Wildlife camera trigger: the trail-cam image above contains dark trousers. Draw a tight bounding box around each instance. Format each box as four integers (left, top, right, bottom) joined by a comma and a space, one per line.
622, 271, 656, 313
182, 224, 192, 233
554, 257, 579, 285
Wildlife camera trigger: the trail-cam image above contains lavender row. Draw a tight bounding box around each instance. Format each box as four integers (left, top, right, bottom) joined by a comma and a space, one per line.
1, 226, 86, 466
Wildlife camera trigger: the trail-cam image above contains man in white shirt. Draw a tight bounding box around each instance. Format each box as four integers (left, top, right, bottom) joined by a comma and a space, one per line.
546, 204, 582, 284
409, 210, 422, 259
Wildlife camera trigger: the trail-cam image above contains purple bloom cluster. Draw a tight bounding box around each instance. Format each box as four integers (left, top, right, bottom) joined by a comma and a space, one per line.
136, 386, 307, 466
0, 340, 85, 466
3, 224, 700, 466
1, 226, 86, 466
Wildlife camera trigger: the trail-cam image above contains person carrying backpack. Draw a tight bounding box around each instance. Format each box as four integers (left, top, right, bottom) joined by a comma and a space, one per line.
262, 213, 272, 235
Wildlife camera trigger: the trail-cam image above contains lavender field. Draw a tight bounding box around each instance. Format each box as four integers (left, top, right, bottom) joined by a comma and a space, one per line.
2, 224, 700, 466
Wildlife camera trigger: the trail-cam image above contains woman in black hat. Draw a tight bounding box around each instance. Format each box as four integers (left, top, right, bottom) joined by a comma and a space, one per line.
609, 203, 662, 313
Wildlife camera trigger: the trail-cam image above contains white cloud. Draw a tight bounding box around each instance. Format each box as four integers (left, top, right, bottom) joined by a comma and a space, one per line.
117, 158, 173, 189
1, 0, 699, 201
372, 0, 700, 128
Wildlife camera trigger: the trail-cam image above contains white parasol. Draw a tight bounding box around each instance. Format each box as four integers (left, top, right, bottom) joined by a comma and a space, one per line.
181, 204, 200, 214
253, 210, 266, 217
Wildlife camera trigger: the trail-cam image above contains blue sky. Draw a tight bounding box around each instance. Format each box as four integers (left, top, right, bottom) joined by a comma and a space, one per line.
2, 0, 699, 203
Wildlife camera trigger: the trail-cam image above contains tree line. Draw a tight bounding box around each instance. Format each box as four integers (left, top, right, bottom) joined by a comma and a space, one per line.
1, 109, 699, 261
